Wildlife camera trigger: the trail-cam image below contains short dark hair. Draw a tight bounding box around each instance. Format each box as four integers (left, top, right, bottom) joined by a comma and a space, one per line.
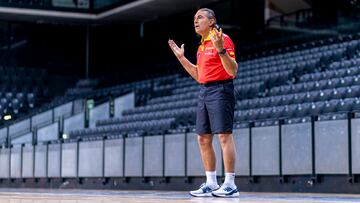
198, 8, 217, 24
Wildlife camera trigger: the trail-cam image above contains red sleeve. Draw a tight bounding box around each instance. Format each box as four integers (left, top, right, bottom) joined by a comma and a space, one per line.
223, 35, 236, 59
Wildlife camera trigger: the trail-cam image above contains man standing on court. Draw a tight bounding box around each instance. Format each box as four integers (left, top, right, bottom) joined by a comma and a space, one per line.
168, 8, 239, 198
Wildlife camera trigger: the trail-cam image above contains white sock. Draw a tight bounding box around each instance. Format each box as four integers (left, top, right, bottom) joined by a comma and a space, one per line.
205, 171, 218, 186
224, 172, 236, 188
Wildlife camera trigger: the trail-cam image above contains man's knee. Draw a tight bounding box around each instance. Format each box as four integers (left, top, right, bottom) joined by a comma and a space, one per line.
218, 133, 233, 145
198, 134, 213, 146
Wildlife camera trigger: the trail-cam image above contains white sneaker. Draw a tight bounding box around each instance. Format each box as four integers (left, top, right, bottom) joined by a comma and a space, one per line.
211, 184, 239, 198
189, 183, 220, 197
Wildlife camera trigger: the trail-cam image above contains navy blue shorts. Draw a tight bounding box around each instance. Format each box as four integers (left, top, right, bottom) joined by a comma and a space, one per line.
195, 80, 235, 135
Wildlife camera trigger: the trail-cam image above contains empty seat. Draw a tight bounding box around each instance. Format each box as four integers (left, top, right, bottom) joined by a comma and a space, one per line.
317, 89, 331, 101
310, 101, 325, 116
304, 91, 323, 102
270, 106, 286, 118
270, 96, 283, 106
280, 94, 295, 105
282, 104, 298, 118
258, 98, 271, 108
315, 80, 328, 90
326, 78, 341, 89
352, 98, 360, 111
338, 98, 354, 112
345, 86, 360, 98
11, 98, 20, 114
237, 99, 250, 110
246, 109, 258, 121
341, 76, 356, 87
257, 107, 273, 120
0, 98, 8, 108
293, 92, 307, 103
352, 76, 360, 86
5, 92, 13, 101
322, 100, 340, 114
293, 103, 312, 117
302, 81, 316, 92
27, 93, 36, 108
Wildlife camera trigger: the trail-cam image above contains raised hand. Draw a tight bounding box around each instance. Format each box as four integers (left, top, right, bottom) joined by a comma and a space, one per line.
210, 28, 224, 52
168, 39, 185, 59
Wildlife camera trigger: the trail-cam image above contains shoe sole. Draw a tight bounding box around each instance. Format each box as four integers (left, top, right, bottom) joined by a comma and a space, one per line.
211, 192, 240, 198
189, 192, 213, 197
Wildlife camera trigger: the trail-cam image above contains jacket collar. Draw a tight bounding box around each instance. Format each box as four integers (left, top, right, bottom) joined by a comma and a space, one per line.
201, 34, 211, 44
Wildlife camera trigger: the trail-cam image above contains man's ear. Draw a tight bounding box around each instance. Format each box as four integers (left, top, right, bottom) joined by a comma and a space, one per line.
209, 19, 215, 28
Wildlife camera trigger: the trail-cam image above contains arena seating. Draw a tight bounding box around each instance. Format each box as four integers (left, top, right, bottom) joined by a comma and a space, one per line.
0, 66, 51, 120
61, 35, 360, 139
0, 33, 359, 189
0, 34, 359, 143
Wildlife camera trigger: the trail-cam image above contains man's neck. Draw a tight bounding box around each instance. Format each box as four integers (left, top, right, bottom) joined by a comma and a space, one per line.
201, 28, 212, 38
202, 32, 209, 40
201, 30, 211, 43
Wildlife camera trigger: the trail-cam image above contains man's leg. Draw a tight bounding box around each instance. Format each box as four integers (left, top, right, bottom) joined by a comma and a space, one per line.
211, 132, 239, 197
198, 134, 216, 171
218, 133, 236, 173
204, 82, 238, 197
190, 134, 220, 197
190, 87, 220, 197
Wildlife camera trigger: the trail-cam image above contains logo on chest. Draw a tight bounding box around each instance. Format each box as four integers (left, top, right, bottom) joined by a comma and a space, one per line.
204, 52, 215, 56
205, 46, 215, 55
198, 46, 217, 59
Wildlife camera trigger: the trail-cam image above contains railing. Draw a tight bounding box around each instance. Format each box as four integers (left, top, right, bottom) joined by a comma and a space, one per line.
0, 113, 358, 184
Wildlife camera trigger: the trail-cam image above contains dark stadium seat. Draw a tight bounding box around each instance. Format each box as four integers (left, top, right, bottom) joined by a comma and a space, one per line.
283, 104, 298, 118
5, 92, 13, 101
337, 98, 355, 112
11, 98, 20, 114
26, 93, 35, 108
0, 98, 9, 109
269, 96, 282, 107
280, 94, 295, 105
293, 103, 312, 117
257, 97, 270, 108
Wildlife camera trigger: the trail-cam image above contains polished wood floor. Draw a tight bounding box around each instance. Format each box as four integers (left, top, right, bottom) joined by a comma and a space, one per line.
0, 189, 359, 203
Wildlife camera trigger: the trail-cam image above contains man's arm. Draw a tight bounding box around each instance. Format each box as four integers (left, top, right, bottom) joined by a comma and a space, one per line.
177, 55, 199, 82
168, 40, 199, 82
219, 51, 238, 76
210, 29, 238, 76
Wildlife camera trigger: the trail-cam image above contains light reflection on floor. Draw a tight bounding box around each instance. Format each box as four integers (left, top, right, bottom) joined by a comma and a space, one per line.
0, 189, 359, 203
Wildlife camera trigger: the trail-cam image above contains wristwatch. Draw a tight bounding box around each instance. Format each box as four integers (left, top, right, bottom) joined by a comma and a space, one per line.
218, 48, 227, 55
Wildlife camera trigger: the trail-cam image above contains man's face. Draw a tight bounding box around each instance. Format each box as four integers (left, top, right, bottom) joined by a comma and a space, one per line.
194, 10, 213, 36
